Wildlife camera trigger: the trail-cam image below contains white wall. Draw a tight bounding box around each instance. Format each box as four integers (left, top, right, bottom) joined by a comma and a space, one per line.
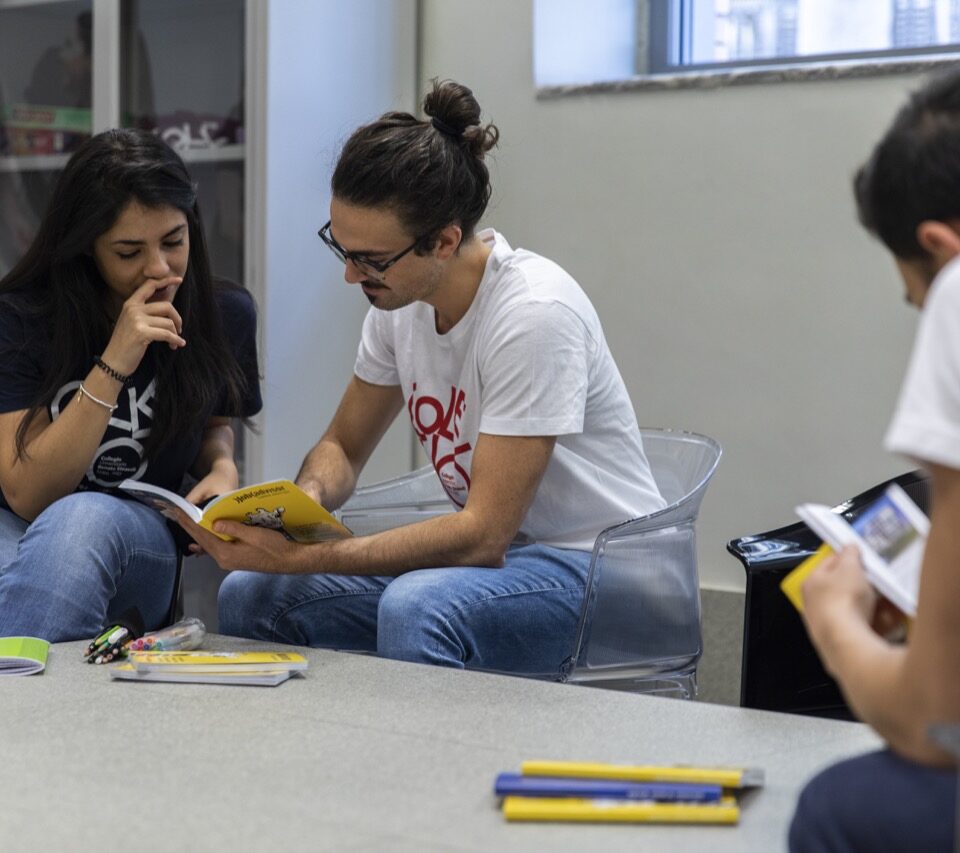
421, 0, 928, 589
246, 0, 418, 487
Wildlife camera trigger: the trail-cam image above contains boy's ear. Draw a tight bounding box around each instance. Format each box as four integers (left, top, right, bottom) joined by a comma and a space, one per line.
434, 223, 463, 260
916, 220, 960, 266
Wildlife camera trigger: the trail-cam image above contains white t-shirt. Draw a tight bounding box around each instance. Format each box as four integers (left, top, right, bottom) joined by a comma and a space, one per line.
354, 229, 665, 551
885, 254, 960, 469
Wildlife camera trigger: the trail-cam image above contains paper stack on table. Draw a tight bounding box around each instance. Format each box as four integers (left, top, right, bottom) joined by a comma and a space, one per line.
110, 650, 308, 686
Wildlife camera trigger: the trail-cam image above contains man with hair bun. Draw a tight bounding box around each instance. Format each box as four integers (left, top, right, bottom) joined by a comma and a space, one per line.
181, 79, 665, 675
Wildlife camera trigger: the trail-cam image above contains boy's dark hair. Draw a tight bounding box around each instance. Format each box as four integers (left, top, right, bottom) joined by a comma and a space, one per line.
331, 79, 499, 249
0, 127, 248, 458
855, 67, 960, 259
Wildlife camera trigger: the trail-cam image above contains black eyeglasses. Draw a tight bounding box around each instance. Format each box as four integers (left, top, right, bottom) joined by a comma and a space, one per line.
318, 220, 425, 277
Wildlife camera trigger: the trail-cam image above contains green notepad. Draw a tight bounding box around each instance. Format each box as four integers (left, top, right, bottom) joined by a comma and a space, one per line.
0, 637, 49, 676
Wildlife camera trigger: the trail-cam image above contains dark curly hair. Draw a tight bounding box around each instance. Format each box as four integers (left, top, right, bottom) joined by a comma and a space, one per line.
332, 79, 499, 250
855, 67, 960, 259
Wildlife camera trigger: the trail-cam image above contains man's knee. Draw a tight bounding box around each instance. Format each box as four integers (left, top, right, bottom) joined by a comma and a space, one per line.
218, 571, 271, 636
376, 573, 462, 664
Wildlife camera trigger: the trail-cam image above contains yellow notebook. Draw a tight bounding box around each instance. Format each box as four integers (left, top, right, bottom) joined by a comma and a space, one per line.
520, 761, 764, 789
502, 795, 740, 824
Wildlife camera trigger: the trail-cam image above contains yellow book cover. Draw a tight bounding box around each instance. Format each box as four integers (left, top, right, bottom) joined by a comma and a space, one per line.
117, 478, 351, 543
127, 650, 308, 673
502, 795, 740, 824
780, 544, 833, 613
520, 761, 764, 789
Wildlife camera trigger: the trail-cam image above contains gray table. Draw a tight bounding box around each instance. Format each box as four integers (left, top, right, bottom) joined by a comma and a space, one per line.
0, 635, 881, 852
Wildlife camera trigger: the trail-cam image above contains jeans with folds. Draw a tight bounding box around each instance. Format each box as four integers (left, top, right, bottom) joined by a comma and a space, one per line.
0, 492, 179, 642
218, 543, 592, 675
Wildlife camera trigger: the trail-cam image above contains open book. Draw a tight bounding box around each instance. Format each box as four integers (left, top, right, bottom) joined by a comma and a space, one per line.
117, 478, 351, 543
785, 483, 928, 618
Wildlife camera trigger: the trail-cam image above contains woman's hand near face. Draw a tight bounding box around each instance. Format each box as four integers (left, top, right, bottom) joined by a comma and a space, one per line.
100, 277, 186, 377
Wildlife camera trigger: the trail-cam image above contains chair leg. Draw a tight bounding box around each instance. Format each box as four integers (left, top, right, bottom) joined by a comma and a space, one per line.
574, 669, 698, 699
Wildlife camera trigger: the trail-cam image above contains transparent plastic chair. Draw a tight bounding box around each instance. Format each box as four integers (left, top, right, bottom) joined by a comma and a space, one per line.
337, 428, 722, 698
562, 429, 721, 698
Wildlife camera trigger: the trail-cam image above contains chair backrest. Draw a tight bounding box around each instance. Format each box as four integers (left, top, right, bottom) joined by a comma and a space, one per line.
566, 429, 722, 688
338, 465, 453, 536
728, 469, 928, 718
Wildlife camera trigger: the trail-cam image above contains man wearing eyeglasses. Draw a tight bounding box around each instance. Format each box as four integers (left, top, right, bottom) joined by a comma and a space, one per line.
178, 80, 664, 675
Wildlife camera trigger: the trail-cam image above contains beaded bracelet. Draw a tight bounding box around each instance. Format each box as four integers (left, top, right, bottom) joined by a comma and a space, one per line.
78, 383, 118, 413
94, 355, 131, 385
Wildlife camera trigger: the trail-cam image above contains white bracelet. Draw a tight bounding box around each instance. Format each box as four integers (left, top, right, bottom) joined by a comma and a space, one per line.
78, 383, 118, 413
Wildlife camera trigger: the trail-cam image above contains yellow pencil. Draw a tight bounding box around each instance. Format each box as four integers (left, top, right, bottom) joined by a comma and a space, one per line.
520, 761, 764, 789
502, 795, 740, 824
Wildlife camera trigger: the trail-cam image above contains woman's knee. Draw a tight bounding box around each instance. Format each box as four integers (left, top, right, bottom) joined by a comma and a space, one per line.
30, 492, 133, 554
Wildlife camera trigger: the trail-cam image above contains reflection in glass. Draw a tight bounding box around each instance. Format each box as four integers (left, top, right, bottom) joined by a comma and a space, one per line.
121, 0, 245, 283
0, 0, 93, 275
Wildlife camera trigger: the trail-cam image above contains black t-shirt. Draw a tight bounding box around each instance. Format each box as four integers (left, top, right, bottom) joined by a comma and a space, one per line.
0, 283, 262, 514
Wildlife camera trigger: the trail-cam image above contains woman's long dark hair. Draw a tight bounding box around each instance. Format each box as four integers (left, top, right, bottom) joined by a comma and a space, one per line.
0, 128, 247, 458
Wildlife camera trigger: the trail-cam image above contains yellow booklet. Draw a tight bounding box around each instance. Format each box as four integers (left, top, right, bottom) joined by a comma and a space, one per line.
780, 544, 832, 613
124, 650, 308, 673
502, 794, 740, 824
110, 662, 297, 687
117, 478, 351, 543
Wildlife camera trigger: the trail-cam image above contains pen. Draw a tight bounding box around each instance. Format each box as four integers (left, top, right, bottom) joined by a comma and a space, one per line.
494, 772, 723, 802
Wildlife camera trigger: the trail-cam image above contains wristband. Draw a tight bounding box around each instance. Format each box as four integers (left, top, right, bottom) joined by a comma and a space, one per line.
94, 355, 131, 385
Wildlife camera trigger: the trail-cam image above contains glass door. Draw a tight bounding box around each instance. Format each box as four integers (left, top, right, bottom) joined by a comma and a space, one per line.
120, 0, 245, 283
0, 0, 93, 275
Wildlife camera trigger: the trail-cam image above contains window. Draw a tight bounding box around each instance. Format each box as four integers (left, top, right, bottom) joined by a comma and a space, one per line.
534, 0, 960, 88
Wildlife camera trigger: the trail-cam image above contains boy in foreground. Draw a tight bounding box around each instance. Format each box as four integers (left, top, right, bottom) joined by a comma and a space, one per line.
789, 70, 960, 852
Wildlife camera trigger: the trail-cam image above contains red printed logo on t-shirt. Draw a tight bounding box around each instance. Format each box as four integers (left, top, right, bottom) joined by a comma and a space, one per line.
407, 383, 472, 507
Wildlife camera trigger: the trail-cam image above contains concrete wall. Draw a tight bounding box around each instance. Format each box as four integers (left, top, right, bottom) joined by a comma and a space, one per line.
421, 0, 929, 589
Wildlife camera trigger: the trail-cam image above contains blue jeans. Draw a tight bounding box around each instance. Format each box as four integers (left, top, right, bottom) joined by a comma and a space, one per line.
0, 493, 179, 642
789, 748, 957, 852
218, 543, 592, 675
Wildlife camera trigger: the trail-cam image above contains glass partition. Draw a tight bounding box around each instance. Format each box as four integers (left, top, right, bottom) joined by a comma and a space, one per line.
0, 0, 93, 274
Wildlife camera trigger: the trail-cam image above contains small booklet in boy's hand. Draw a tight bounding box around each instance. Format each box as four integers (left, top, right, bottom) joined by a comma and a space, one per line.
0, 637, 50, 676
116, 478, 352, 543
784, 483, 928, 618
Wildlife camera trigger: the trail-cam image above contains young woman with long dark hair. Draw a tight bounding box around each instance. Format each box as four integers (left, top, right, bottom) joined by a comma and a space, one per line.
0, 127, 261, 641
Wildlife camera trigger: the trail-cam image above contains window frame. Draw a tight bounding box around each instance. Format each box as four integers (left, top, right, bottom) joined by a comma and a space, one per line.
537, 0, 960, 97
